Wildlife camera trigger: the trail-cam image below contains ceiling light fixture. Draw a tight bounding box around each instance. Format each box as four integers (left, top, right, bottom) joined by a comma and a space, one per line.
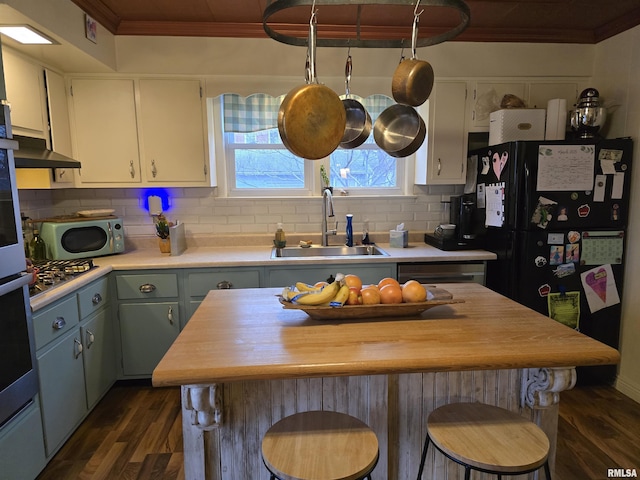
0, 25, 56, 45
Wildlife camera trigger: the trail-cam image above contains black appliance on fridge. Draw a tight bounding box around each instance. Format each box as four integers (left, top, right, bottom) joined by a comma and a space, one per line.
468, 137, 633, 385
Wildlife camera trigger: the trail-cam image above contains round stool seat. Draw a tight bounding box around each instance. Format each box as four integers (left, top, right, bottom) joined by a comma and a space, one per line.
262, 410, 379, 480
427, 403, 550, 473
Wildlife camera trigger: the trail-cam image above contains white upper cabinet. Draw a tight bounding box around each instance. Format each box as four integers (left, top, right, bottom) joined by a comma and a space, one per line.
2, 48, 48, 138
528, 82, 579, 110
415, 81, 468, 185
70, 78, 142, 184
138, 79, 208, 183
70, 77, 210, 186
470, 81, 527, 130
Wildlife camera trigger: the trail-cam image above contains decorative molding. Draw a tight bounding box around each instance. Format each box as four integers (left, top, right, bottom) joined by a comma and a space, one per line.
185, 384, 223, 430
521, 367, 577, 409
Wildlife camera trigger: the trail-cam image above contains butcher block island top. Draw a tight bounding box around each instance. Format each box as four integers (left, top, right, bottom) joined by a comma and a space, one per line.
152, 283, 619, 387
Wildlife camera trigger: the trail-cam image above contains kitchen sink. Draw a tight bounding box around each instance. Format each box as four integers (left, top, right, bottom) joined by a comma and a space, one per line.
271, 245, 389, 258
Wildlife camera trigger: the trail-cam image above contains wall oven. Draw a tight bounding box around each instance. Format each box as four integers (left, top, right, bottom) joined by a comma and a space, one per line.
0, 103, 39, 427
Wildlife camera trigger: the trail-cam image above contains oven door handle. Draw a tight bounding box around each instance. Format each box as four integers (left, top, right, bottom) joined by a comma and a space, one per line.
0, 272, 32, 296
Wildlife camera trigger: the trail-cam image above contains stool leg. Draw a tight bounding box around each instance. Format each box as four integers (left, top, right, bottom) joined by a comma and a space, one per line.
543, 460, 552, 479
416, 435, 431, 480
464, 466, 471, 480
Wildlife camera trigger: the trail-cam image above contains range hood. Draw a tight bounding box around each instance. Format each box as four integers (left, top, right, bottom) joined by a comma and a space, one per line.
12, 135, 82, 169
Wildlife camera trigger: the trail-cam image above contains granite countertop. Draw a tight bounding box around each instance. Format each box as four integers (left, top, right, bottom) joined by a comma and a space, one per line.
29, 242, 496, 312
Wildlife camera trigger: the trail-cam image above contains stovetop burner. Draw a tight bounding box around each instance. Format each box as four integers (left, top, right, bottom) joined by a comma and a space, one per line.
29, 259, 95, 297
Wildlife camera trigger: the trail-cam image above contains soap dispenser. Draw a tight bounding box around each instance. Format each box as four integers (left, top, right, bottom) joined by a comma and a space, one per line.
345, 214, 353, 247
274, 223, 286, 248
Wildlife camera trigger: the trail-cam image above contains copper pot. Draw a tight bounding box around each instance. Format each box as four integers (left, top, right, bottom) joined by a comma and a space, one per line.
391, 13, 434, 107
278, 13, 345, 159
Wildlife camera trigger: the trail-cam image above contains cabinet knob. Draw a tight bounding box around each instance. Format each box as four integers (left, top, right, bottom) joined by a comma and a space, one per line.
74, 338, 83, 359
216, 280, 233, 289
139, 283, 157, 293
129, 160, 136, 179
92, 293, 103, 305
437, 158, 442, 176
52, 316, 66, 330
151, 159, 158, 178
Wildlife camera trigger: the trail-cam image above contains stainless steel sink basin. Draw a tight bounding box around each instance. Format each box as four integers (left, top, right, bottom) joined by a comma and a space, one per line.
271, 245, 389, 258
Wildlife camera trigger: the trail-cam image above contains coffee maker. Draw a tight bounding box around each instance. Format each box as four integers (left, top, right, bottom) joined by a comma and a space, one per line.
424, 193, 484, 250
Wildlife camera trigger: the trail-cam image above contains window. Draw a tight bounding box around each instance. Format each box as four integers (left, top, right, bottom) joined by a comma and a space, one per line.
211, 93, 404, 196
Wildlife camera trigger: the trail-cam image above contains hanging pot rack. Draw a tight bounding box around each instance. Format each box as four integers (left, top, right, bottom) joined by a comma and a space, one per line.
263, 0, 470, 49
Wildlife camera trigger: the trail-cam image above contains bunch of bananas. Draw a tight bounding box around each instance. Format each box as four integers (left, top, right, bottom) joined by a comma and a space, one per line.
281, 273, 350, 307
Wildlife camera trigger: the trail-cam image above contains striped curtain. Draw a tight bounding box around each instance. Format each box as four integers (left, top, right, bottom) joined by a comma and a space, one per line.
222, 93, 395, 133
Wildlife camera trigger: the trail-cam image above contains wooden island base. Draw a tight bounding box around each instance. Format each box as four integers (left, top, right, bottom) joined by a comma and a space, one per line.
180, 367, 575, 480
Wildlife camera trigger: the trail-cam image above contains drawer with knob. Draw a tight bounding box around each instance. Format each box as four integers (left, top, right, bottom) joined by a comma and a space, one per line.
33, 295, 80, 350
116, 273, 178, 300
77, 276, 110, 319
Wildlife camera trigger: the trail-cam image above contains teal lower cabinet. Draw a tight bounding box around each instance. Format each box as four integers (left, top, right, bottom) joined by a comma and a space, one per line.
115, 271, 181, 377
186, 268, 262, 322
33, 275, 116, 459
118, 302, 180, 376
37, 327, 88, 456
265, 264, 397, 287
0, 396, 47, 480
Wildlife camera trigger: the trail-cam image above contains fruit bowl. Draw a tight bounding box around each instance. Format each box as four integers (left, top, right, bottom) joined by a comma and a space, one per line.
278, 287, 463, 320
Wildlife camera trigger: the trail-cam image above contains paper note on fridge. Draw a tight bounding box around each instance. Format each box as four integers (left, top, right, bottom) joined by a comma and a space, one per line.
536, 144, 595, 191
580, 264, 620, 314
484, 183, 505, 227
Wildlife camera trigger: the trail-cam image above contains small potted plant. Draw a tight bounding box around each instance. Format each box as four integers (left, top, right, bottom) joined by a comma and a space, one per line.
155, 214, 172, 253
320, 165, 332, 193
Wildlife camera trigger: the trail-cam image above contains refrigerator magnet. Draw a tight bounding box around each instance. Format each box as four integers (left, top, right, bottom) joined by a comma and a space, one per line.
611, 204, 620, 221
481, 156, 490, 175
557, 206, 568, 221
553, 262, 576, 278
550, 245, 564, 265
538, 284, 551, 297
531, 196, 557, 228
534, 256, 547, 267
567, 231, 580, 243
565, 243, 579, 263
577, 204, 591, 217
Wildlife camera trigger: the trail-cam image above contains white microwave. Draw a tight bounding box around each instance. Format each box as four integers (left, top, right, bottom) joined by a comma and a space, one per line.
39, 218, 125, 260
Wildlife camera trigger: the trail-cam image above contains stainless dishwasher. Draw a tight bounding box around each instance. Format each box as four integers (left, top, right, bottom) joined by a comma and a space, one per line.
397, 261, 486, 285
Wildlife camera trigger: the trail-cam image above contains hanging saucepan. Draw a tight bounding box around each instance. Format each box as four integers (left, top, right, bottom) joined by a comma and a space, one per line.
278, 10, 346, 160
373, 104, 426, 158
391, 4, 434, 107
340, 52, 372, 149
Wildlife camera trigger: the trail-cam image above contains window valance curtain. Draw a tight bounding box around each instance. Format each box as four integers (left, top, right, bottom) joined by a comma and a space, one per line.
222, 93, 395, 133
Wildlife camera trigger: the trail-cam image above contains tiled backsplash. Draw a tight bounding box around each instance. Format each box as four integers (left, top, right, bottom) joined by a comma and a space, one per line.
18, 185, 463, 245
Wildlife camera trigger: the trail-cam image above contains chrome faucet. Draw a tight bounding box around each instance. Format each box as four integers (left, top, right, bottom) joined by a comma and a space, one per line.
321, 188, 337, 246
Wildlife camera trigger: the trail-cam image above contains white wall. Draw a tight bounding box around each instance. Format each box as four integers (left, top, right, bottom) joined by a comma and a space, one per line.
592, 25, 640, 402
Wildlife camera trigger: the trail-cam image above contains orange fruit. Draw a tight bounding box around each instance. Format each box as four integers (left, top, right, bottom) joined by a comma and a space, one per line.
379, 283, 403, 304
402, 280, 427, 303
344, 274, 363, 292
314, 281, 329, 289
361, 285, 381, 305
378, 277, 400, 290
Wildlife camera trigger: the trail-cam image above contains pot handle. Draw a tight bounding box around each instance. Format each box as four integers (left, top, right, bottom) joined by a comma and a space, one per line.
308, 8, 318, 84
345, 53, 352, 97
411, 1, 424, 60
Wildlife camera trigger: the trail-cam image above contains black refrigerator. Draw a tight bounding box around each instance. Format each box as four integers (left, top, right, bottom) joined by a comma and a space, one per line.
468, 137, 633, 385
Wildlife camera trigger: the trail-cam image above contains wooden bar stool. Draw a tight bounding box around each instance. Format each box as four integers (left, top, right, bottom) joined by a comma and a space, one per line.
416, 403, 552, 480
262, 410, 379, 480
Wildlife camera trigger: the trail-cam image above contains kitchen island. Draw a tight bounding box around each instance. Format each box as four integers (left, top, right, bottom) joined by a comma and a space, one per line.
153, 283, 619, 480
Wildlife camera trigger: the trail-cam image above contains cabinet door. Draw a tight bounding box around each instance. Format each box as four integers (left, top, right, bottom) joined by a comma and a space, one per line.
2, 48, 48, 137
119, 302, 180, 376
416, 81, 468, 185
82, 306, 116, 409
71, 78, 141, 183
45, 69, 75, 185
138, 79, 208, 183
471, 82, 527, 128
37, 328, 87, 455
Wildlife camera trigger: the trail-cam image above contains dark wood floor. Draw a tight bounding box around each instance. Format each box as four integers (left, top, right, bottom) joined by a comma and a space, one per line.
37, 381, 640, 480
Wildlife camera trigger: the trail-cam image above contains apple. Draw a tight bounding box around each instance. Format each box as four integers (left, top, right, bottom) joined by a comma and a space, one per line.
346, 287, 363, 305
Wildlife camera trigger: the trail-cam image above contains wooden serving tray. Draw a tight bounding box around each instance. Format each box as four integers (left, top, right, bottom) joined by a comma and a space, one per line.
279, 287, 463, 320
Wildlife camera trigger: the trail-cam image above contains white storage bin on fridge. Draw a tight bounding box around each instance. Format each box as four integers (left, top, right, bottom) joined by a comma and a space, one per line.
489, 109, 546, 146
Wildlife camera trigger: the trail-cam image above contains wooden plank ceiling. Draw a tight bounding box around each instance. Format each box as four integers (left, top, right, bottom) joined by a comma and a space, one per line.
70, 0, 640, 45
